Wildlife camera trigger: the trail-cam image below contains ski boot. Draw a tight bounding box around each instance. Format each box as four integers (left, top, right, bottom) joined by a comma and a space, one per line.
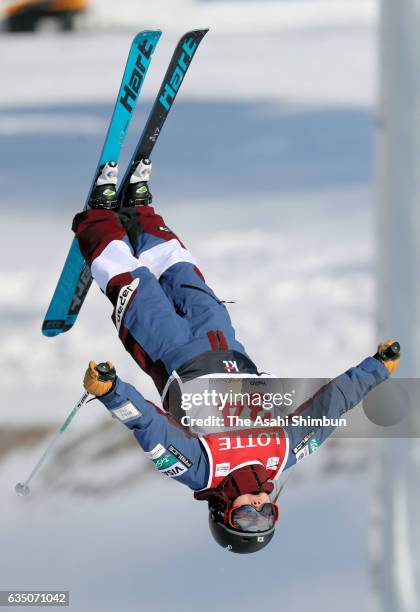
89, 161, 119, 209
121, 158, 153, 207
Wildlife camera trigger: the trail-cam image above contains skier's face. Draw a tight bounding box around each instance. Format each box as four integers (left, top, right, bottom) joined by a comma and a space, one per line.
232, 491, 271, 510
226, 493, 279, 533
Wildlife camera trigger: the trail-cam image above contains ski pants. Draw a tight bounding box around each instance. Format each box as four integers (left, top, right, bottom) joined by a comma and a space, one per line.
72, 206, 247, 393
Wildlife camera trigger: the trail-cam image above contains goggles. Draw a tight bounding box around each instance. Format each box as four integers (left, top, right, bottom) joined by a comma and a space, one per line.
226, 502, 279, 533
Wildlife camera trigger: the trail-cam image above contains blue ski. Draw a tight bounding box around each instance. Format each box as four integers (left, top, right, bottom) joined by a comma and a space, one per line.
42, 30, 161, 337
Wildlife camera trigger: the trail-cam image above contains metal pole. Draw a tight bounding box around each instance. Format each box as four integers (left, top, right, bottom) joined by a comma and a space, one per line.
374, 0, 420, 610
15, 390, 90, 496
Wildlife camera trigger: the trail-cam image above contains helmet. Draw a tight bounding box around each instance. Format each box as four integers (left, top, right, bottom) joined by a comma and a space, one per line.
208, 506, 275, 554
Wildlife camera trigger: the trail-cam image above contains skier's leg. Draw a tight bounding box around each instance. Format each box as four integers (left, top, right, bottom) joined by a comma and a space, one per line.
72, 209, 192, 387
160, 263, 245, 351
116, 204, 198, 273
118, 204, 246, 353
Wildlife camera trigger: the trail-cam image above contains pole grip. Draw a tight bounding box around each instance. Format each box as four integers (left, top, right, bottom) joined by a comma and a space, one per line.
378, 341, 400, 361
96, 362, 116, 383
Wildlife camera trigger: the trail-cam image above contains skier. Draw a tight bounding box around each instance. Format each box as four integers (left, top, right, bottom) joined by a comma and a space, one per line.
73, 160, 400, 554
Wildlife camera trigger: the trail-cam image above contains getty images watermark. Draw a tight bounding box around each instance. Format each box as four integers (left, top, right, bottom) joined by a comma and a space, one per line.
179, 385, 347, 429
166, 377, 420, 437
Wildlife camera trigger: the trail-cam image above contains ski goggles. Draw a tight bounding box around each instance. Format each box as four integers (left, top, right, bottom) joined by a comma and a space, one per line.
226, 503, 279, 533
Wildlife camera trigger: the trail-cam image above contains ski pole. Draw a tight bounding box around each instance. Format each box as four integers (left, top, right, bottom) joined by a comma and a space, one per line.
15, 390, 90, 497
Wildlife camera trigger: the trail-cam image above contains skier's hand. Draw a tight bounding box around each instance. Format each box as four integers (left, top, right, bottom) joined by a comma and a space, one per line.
374, 339, 400, 375
83, 360, 116, 396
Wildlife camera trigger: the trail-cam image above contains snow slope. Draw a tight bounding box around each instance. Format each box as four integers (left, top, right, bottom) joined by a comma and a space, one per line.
86, 0, 377, 33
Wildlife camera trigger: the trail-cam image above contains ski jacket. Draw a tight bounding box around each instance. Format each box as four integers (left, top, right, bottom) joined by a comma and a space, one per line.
99, 356, 389, 492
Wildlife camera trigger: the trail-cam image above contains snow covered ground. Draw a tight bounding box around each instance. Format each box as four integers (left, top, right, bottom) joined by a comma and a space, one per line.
0, 0, 377, 34
1, 2, 381, 610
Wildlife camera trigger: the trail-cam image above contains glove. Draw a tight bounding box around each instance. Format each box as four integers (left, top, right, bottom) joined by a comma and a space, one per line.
83, 361, 116, 396
374, 339, 400, 375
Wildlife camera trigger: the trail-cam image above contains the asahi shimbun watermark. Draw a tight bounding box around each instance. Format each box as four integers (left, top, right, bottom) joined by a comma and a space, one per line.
179, 386, 347, 429
166, 376, 419, 438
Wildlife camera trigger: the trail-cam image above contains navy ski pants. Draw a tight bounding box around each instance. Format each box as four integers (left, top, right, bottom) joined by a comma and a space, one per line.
72, 206, 247, 391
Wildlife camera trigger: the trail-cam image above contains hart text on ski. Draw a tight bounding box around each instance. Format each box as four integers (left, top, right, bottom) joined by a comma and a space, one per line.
159, 37, 197, 111
119, 39, 155, 114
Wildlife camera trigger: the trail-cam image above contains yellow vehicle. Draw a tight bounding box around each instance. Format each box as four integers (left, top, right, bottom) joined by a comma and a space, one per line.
3, 0, 88, 31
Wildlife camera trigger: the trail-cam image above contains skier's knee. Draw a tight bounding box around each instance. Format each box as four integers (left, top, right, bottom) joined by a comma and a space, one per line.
72, 209, 129, 266
90, 240, 140, 292
138, 239, 198, 279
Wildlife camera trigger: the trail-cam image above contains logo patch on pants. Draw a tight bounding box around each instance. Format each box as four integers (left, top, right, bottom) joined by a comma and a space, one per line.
223, 360, 239, 373
115, 278, 139, 332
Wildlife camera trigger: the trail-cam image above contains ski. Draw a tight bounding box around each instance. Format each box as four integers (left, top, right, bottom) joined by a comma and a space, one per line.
119, 29, 209, 201
42, 28, 209, 338
42, 30, 161, 337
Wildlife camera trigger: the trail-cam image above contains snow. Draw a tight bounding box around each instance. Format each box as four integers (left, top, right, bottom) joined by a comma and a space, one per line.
1, 2, 380, 610
0, 27, 377, 108
85, 0, 377, 34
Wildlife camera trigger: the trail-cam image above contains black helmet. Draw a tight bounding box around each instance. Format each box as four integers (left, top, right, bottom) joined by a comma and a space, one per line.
208, 507, 275, 554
